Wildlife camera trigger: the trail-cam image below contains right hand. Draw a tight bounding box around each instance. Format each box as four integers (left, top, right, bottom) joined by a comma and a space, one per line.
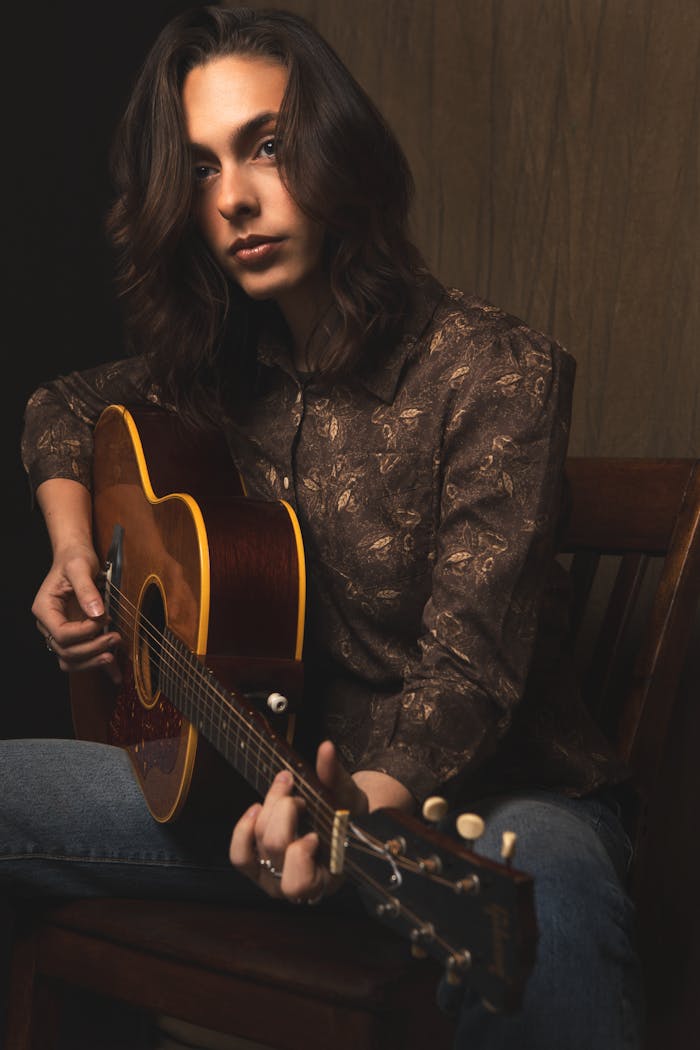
32, 540, 122, 683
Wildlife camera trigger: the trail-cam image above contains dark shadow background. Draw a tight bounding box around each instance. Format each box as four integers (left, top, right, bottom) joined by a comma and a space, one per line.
4, 1, 195, 739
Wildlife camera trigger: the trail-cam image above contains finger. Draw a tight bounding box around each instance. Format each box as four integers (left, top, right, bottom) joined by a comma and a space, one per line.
61, 557, 106, 621
36, 616, 122, 683
259, 793, 305, 869
41, 627, 121, 665
67, 648, 123, 685
262, 768, 295, 806
254, 769, 296, 848
229, 803, 263, 879
74, 582, 105, 622
38, 621, 119, 654
315, 740, 366, 813
282, 832, 325, 899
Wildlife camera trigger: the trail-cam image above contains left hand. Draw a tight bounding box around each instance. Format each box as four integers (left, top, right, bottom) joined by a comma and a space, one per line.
229, 739, 414, 905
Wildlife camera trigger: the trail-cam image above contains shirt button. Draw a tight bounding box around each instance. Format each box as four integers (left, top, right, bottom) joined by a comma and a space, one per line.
283, 476, 290, 490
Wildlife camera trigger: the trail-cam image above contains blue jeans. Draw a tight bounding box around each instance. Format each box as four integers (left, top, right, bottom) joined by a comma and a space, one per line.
0, 739, 643, 1049
437, 789, 644, 1049
0, 738, 258, 902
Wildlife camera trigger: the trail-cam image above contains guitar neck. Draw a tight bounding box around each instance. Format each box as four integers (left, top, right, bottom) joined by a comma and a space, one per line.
159, 626, 336, 846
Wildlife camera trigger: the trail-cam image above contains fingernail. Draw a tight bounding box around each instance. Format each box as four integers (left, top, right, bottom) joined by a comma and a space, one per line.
87, 601, 103, 618
275, 770, 292, 786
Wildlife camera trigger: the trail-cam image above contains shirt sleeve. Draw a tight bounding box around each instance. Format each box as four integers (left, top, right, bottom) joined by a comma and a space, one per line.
360, 323, 576, 801
21, 356, 164, 496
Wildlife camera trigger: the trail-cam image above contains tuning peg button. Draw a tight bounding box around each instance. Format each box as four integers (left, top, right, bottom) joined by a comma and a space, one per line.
501, 830, 517, 863
422, 796, 449, 823
455, 813, 485, 845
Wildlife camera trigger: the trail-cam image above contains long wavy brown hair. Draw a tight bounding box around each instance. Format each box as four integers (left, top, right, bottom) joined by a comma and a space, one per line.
107, 4, 426, 427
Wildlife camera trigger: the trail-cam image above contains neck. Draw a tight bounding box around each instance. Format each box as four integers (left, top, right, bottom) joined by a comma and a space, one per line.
276, 276, 334, 371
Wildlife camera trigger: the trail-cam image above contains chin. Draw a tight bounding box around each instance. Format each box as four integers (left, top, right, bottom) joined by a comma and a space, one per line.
237, 274, 306, 303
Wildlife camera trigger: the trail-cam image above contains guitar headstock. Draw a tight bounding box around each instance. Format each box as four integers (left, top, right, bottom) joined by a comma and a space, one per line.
346, 807, 538, 1013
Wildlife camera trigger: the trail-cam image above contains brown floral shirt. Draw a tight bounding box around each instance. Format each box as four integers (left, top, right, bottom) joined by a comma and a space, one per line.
21, 275, 626, 804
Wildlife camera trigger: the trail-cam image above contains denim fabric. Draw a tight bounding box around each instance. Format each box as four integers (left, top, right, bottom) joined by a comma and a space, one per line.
0, 738, 259, 902
437, 790, 644, 1049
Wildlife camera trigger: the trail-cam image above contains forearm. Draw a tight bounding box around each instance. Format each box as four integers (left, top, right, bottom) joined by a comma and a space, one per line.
36, 478, 94, 555
352, 769, 415, 814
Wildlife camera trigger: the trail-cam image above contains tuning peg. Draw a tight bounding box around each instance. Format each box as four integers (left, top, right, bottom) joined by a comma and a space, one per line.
418, 853, 443, 875
410, 923, 435, 958
500, 830, 517, 864
444, 949, 472, 985
455, 812, 485, 848
422, 796, 448, 823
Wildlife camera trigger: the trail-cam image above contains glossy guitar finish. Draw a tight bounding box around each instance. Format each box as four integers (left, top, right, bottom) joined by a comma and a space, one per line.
70, 403, 305, 822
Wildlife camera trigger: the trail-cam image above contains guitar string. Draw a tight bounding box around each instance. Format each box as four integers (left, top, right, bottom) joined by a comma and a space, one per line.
104, 585, 427, 882
102, 581, 478, 959
105, 584, 337, 829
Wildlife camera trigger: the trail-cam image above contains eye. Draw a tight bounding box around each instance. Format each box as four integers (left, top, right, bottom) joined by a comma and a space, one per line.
193, 163, 217, 184
257, 138, 276, 159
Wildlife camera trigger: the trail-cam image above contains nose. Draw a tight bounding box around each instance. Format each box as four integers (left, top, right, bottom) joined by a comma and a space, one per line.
216, 164, 259, 221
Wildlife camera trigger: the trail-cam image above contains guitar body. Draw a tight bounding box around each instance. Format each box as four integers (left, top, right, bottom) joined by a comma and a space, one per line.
70, 404, 306, 823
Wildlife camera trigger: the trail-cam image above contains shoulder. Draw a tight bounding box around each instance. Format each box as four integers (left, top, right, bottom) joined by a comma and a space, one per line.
428, 286, 575, 375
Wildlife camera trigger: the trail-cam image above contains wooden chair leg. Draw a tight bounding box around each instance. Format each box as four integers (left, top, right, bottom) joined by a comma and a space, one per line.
4, 911, 62, 1050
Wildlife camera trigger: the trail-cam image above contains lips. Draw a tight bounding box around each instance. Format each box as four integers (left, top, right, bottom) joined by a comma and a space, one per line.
229, 235, 284, 266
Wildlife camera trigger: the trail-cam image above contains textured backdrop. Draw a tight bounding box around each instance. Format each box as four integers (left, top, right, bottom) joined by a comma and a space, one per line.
236, 0, 699, 458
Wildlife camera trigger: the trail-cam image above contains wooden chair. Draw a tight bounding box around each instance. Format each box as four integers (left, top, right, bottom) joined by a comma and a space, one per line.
5, 457, 700, 1050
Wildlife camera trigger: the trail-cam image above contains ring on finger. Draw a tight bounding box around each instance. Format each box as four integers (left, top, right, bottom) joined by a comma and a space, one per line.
292, 891, 324, 906
258, 857, 282, 880
45, 633, 56, 654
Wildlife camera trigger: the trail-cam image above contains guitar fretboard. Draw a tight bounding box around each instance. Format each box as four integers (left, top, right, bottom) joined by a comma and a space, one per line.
158, 627, 323, 818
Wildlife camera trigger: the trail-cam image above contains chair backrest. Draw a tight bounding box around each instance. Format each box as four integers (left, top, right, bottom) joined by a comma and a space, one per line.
560, 458, 700, 855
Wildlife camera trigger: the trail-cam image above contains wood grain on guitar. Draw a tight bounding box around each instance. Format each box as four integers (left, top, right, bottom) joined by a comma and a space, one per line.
69, 403, 538, 1013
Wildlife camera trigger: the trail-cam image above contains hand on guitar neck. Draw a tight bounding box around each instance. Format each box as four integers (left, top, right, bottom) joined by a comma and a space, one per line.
230, 738, 415, 904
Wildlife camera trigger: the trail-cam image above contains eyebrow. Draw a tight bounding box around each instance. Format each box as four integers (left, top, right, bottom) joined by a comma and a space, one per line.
188, 111, 278, 155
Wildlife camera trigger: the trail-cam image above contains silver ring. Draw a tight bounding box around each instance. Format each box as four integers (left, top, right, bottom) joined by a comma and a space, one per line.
293, 891, 324, 907
258, 857, 282, 880
45, 633, 55, 654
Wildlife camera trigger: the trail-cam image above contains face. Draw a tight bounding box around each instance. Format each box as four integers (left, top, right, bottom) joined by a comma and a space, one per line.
182, 55, 327, 321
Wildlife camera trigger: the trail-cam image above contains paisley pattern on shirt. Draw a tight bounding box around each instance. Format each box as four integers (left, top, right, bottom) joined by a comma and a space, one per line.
22, 275, 627, 803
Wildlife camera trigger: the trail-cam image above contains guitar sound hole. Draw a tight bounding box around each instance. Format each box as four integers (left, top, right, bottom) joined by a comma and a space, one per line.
134, 580, 166, 708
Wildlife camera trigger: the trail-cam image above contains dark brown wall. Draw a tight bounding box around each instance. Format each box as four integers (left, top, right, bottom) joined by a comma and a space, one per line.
240, 0, 699, 458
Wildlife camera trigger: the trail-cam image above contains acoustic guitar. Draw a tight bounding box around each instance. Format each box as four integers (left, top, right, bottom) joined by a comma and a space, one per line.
70, 403, 538, 1013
